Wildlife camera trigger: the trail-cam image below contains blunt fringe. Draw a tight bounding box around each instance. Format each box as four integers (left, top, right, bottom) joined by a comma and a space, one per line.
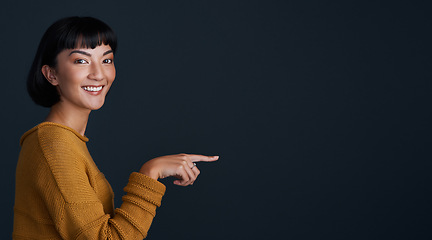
27, 16, 117, 107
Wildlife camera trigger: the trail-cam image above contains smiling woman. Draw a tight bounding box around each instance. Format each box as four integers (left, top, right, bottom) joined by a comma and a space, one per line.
42, 45, 116, 131
13, 16, 218, 240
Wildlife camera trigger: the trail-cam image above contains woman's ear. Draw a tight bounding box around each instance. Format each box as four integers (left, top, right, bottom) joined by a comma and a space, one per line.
41, 65, 59, 86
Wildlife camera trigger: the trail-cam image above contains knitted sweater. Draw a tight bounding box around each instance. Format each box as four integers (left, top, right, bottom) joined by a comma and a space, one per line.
13, 122, 166, 239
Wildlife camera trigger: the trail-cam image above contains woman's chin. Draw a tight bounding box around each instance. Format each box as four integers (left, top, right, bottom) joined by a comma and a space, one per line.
87, 99, 106, 111
89, 103, 105, 111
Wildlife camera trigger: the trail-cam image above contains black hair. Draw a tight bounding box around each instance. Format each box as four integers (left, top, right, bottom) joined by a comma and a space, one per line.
27, 16, 117, 107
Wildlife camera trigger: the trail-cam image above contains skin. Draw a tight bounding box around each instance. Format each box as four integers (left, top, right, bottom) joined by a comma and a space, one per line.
42, 44, 218, 186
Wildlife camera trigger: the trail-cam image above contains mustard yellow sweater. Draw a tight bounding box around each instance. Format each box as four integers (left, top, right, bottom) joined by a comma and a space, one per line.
13, 122, 166, 239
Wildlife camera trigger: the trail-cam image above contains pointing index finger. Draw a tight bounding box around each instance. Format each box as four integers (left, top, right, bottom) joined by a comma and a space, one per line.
188, 154, 219, 162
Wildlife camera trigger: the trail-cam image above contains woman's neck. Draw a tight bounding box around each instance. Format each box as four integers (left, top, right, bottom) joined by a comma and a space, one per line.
45, 103, 91, 136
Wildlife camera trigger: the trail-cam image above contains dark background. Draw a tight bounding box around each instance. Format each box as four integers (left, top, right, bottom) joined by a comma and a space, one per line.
1, 0, 431, 239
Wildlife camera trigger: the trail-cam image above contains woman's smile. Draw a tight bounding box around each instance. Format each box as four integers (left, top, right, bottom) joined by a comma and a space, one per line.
82, 85, 105, 95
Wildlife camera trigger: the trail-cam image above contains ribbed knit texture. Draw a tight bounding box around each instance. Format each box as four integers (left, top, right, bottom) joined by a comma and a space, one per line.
13, 122, 166, 239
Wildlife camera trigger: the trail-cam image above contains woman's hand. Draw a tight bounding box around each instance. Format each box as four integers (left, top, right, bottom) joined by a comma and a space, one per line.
139, 154, 219, 186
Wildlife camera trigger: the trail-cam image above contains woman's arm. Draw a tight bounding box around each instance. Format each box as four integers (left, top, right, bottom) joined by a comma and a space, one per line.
36, 126, 217, 239
37, 135, 164, 239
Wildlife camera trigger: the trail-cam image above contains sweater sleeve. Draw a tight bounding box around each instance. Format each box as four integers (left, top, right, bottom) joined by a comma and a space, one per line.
37, 127, 166, 239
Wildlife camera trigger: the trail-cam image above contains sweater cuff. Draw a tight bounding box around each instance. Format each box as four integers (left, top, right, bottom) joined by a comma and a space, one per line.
124, 172, 166, 206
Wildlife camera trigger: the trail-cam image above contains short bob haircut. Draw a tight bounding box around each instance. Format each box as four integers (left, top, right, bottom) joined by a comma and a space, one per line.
27, 16, 117, 107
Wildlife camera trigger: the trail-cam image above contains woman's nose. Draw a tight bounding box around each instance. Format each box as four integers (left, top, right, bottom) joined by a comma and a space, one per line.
88, 63, 104, 81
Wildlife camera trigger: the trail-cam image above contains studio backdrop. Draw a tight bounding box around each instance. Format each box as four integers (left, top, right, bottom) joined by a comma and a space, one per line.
1, 1, 431, 239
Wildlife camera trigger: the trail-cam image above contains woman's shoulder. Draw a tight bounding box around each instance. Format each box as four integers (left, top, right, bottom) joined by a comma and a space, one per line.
20, 122, 89, 146
19, 122, 91, 171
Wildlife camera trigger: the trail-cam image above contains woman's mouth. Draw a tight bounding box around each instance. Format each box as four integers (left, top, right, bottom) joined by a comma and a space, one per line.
82, 86, 104, 95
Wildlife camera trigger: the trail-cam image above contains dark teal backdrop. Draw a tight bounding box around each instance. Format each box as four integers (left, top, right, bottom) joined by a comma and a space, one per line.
1, 1, 431, 239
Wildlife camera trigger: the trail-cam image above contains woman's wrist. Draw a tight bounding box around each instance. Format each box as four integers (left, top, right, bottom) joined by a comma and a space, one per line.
139, 165, 159, 180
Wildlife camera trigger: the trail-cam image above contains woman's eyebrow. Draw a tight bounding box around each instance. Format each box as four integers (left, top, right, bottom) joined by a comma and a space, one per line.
68, 49, 113, 57
103, 50, 113, 56
69, 50, 91, 56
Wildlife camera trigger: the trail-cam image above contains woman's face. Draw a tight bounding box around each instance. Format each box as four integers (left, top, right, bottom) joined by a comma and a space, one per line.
45, 44, 116, 111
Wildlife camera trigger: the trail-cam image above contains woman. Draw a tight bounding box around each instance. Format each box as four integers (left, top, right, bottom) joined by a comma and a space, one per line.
13, 16, 218, 239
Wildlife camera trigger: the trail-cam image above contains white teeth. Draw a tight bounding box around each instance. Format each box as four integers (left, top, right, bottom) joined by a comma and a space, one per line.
83, 86, 103, 92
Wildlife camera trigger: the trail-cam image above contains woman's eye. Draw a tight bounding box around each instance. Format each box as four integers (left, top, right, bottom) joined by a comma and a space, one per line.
74, 59, 88, 64
103, 59, 113, 64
